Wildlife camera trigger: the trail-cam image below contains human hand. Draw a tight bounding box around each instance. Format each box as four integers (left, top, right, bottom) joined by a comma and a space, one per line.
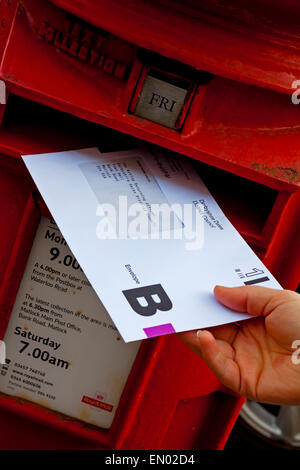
179, 286, 300, 405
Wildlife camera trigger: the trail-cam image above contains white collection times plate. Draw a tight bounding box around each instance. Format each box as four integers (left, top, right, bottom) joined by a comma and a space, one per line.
0, 217, 140, 428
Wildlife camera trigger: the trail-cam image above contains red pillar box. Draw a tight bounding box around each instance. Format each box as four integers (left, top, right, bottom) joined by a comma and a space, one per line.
0, 0, 299, 450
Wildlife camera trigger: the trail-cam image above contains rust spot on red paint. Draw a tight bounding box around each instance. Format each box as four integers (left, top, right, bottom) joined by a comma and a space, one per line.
3, 75, 19, 83
252, 163, 298, 182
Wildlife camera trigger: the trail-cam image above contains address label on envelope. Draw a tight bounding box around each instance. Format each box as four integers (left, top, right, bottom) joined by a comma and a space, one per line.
22, 147, 281, 342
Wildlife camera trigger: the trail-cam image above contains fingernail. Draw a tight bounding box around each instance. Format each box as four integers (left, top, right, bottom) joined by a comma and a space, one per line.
196, 330, 204, 337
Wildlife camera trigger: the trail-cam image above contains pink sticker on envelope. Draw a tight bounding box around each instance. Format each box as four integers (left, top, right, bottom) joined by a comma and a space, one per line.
143, 323, 176, 338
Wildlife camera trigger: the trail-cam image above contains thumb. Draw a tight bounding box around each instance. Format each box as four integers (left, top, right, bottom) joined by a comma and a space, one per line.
214, 285, 300, 348
214, 285, 296, 317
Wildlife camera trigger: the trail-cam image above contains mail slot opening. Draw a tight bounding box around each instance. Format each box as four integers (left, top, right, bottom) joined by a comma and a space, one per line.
0, 93, 286, 254
193, 159, 281, 251
0, 93, 141, 154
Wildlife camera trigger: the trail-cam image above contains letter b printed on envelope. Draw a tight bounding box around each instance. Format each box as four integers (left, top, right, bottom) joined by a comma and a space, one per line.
122, 284, 173, 316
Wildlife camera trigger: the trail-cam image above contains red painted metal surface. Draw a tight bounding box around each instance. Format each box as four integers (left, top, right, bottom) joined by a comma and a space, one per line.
0, 0, 298, 450
52, 0, 300, 94
0, 0, 299, 191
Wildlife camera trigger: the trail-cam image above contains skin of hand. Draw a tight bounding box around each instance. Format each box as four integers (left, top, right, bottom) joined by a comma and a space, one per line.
179, 286, 300, 405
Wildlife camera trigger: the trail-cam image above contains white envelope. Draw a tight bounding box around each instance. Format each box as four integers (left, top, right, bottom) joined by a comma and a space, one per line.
23, 147, 281, 342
